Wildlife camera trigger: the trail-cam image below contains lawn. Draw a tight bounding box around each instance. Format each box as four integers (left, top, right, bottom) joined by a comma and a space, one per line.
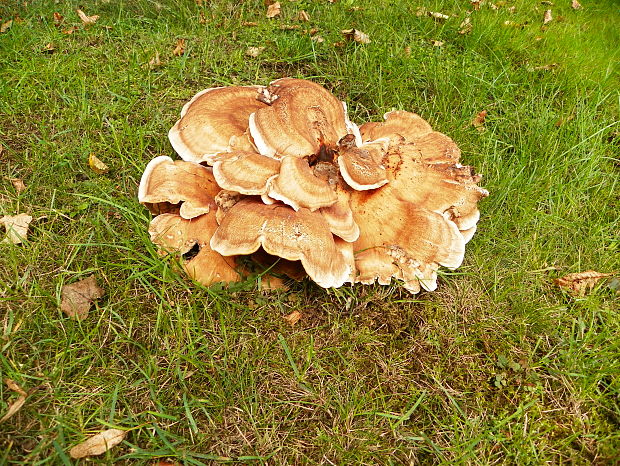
1, 0, 619, 463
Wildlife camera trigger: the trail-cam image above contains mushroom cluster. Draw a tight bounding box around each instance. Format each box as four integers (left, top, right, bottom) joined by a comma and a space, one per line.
139, 78, 488, 293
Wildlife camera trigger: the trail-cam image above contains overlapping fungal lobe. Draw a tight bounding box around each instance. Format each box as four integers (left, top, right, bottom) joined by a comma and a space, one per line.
249, 78, 350, 158
210, 199, 354, 288
168, 86, 267, 163
139, 78, 488, 294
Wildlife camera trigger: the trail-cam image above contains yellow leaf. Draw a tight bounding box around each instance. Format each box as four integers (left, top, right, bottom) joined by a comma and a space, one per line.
246, 46, 265, 57
76, 9, 99, 26
341, 28, 371, 44
266, 2, 281, 18
1, 20, 13, 33
0, 213, 33, 244
554, 270, 613, 297
88, 153, 109, 174
283, 310, 302, 326
69, 429, 127, 459
173, 38, 186, 56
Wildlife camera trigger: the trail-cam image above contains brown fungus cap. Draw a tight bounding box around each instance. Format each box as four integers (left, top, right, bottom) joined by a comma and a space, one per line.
212, 151, 280, 195
337, 144, 389, 191
168, 86, 267, 163
249, 78, 349, 158
269, 156, 338, 211
359, 110, 433, 144
382, 146, 488, 231
149, 212, 242, 285
350, 187, 465, 292
210, 199, 351, 288
138, 156, 220, 219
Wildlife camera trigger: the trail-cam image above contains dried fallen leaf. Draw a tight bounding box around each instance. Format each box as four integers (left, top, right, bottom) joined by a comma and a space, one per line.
416, 7, 428, 16
571, 0, 582, 10
69, 429, 127, 459
0, 214, 33, 244
429, 11, 450, 20
284, 310, 302, 326
76, 9, 99, 26
296, 10, 310, 22
242, 21, 258, 27
341, 28, 370, 44
62, 26, 78, 34
459, 17, 473, 34
311, 35, 325, 43
6, 177, 26, 193
88, 153, 109, 174
1, 20, 13, 33
246, 46, 265, 57
280, 24, 300, 30
145, 50, 162, 69
554, 270, 613, 297
60, 275, 105, 320
266, 2, 281, 18
5, 379, 27, 396
431, 40, 444, 47
43, 42, 55, 53
0, 379, 28, 423
543, 9, 553, 25
470, 0, 482, 10
404, 46, 411, 56
472, 110, 488, 132
53, 12, 64, 26
173, 38, 186, 56
199, 12, 207, 24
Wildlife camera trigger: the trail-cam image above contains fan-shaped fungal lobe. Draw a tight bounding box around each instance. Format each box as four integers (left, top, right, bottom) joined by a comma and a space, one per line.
149, 212, 241, 285
169, 86, 267, 162
210, 199, 352, 288
250, 78, 349, 158
212, 151, 280, 195
138, 156, 220, 219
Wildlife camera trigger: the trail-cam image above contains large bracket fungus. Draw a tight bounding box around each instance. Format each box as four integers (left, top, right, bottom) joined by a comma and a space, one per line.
139, 78, 488, 293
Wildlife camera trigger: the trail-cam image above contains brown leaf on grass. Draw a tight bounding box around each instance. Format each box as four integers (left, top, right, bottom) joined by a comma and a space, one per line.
459, 17, 473, 34
284, 310, 302, 326
145, 50, 162, 69
555, 114, 574, 127
88, 153, 109, 174
242, 21, 258, 27
69, 429, 127, 458
43, 42, 55, 53
5, 177, 26, 193
62, 26, 78, 34
0, 379, 28, 423
266, 2, 281, 18
571, 0, 582, 10
543, 9, 553, 24
280, 24, 300, 30
341, 28, 370, 44
60, 276, 105, 320
173, 38, 186, 56
472, 110, 488, 132
404, 46, 411, 56
470, 0, 482, 10
296, 10, 310, 22
5, 379, 27, 396
416, 7, 427, 16
431, 40, 444, 47
199, 12, 207, 24
554, 270, 613, 297
0, 214, 33, 244
1, 20, 13, 33
246, 46, 265, 57
76, 9, 99, 26
53, 12, 64, 26
429, 11, 450, 20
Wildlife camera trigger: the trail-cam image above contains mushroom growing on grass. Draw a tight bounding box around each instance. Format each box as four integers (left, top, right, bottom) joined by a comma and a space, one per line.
139, 78, 488, 293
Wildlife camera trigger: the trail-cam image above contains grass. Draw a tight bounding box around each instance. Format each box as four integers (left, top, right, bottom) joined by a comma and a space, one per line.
0, 0, 619, 463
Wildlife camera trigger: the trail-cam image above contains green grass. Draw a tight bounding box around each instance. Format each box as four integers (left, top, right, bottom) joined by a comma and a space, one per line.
1, 0, 619, 463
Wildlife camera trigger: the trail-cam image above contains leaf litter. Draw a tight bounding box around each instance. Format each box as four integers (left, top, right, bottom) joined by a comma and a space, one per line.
554, 270, 613, 297
341, 29, 371, 44
0, 214, 33, 244
266, 2, 281, 19
0, 378, 37, 423
76, 9, 99, 26
69, 429, 127, 458
60, 275, 105, 320
88, 153, 109, 174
